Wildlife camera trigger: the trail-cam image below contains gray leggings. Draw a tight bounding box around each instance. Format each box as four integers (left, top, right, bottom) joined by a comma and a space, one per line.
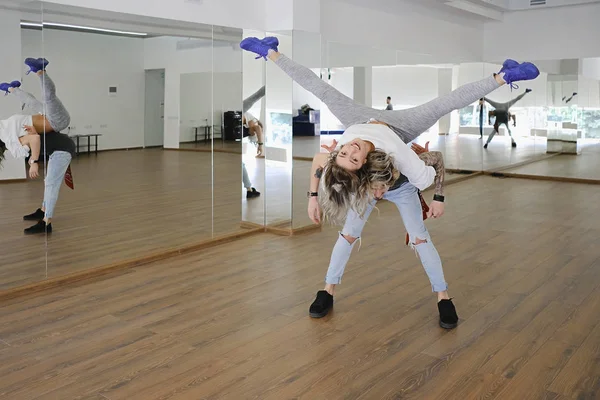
484, 91, 528, 112
274, 54, 501, 143
243, 85, 265, 113
12, 73, 70, 132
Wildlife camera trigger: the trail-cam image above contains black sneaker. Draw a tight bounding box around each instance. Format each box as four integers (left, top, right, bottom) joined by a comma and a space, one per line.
23, 208, 44, 221
483, 144, 488, 149
438, 299, 458, 329
309, 290, 333, 318
511, 141, 517, 148
246, 188, 261, 199
24, 220, 52, 235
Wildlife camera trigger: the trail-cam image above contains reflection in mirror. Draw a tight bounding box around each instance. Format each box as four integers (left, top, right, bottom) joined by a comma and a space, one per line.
0, 3, 46, 290
264, 31, 293, 229
32, 4, 220, 281
241, 29, 267, 228
212, 26, 245, 236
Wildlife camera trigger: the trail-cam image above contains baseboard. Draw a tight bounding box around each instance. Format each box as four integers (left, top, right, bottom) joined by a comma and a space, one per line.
483, 171, 600, 185
0, 178, 27, 184
0, 227, 263, 302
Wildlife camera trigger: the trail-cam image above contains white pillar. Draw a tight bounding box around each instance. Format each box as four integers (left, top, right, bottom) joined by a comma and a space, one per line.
353, 66, 372, 107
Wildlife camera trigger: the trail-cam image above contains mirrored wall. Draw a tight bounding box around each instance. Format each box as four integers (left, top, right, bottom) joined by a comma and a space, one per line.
0, 2, 45, 290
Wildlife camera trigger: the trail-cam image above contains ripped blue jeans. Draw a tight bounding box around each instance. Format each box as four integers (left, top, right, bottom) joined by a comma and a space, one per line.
325, 183, 448, 292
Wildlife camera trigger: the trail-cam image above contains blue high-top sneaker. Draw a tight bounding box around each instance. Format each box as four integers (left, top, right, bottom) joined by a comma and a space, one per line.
500, 61, 540, 90
25, 57, 49, 74
240, 36, 279, 60
499, 59, 519, 74
0, 80, 21, 95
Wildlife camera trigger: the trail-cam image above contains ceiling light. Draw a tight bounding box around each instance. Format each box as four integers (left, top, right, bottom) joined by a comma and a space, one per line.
20, 21, 147, 36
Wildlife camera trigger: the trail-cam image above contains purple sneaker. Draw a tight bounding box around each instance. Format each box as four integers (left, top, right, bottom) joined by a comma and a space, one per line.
0, 80, 21, 95
499, 59, 519, 74
501, 62, 539, 90
25, 57, 49, 74
240, 36, 279, 60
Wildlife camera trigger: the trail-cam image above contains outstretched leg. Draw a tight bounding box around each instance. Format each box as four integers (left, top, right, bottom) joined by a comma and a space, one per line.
39, 72, 70, 132
379, 75, 503, 143
270, 53, 379, 127
484, 121, 500, 148
10, 87, 44, 114
23, 58, 71, 132
243, 85, 265, 113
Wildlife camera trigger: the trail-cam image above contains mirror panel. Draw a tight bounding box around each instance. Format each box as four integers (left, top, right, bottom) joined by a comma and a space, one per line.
0, 3, 46, 290
291, 30, 322, 230
212, 25, 245, 236
241, 29, 267, 228
264, 31, 293, 230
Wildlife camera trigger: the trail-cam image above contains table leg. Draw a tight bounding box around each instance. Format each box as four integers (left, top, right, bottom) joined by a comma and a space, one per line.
95, 136, 98, 154
76, 137, 80, 156
87, 137, 90, 154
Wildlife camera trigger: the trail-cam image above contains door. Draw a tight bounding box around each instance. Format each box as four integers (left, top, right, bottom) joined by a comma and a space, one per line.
144, 69, 165, 147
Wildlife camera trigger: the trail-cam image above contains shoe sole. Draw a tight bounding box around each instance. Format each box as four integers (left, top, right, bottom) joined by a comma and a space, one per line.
439, 320, 458, 329
309, 308, 331, 318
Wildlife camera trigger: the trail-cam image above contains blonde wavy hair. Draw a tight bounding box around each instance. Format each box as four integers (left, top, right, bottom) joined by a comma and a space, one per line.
320, 148, 400, 226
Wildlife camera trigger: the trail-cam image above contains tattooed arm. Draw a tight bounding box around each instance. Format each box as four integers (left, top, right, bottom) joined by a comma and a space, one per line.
308, 152, 328, 224
418, 151, 445, 197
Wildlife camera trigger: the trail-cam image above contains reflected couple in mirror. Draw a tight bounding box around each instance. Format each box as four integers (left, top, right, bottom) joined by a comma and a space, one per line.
482, 87, 532, 149
241, 35, 540, 329
242, 85, 265, 199
0, 58, 75, 234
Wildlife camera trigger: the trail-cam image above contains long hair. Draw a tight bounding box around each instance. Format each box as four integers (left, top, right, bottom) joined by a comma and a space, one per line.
0, 139, 6, 166
320, 148, 399, 226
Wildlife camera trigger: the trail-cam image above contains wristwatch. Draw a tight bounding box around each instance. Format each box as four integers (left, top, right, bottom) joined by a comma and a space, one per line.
307, 191, 318, 198
29, 159, 38, 165
433, 194, 445, 202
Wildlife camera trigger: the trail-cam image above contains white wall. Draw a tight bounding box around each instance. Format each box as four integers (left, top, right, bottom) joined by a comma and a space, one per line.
179, 72, 242, 142
22, 28, 145, 150
372, 66, 439, 110
42, 0, 266, 32
144, 36, 242, 147
320, 0, 485, 64
0, 11, 27, 180
484, 3, 600, 61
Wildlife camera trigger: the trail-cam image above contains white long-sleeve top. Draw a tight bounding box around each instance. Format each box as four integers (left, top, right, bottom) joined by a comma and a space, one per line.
0, 114, 33, 159
338, 123, 435, 191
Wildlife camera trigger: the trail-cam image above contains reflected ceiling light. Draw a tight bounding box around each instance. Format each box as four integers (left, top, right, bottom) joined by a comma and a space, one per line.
20, 22, 147, 37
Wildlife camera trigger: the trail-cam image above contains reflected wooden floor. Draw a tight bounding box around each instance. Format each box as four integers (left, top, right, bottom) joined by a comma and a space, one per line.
504, 141, 600, 181
181, 134, 551, 171
2, 176, 600, 399
0, 149, 245, 290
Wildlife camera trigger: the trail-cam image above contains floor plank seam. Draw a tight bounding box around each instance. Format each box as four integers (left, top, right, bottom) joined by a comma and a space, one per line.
0, 338, 12, 346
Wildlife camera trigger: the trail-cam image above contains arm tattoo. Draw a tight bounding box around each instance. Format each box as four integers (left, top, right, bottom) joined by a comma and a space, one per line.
418, 151, 445, 197
314, 167, 323, 179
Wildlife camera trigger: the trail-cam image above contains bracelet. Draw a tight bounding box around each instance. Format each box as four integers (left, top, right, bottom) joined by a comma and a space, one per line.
257, 142, 264, 145
433, 194, 445, 202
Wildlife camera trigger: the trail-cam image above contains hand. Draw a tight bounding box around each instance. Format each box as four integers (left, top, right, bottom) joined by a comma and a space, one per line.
308, 197, 321, 224
29, 162, 39, 179
256, 144, 264, 158
24, 125, 38, 135
411, 141, 430, 155
426, 200, 445, 219
320, 139, 338, 153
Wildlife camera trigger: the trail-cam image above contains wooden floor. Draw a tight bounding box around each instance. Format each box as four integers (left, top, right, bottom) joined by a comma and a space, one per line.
2, 175, 600, 399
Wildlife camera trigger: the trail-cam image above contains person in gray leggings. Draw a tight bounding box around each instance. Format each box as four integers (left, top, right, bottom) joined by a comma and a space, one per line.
483, 89, 531, 148
241, 86, 266, 199
1, 58, 71, 135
